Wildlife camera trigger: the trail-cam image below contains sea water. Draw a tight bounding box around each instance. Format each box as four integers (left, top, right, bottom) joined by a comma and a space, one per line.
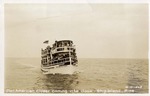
5, 58, 148, 93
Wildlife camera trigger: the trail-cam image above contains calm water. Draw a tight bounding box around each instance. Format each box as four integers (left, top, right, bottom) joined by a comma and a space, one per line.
5, 58, 148, 93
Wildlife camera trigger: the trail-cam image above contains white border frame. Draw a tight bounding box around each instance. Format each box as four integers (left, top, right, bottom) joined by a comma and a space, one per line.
0, 0, 149, 96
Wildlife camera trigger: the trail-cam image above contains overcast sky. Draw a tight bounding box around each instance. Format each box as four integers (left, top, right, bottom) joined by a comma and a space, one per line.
5, 4, 148, 58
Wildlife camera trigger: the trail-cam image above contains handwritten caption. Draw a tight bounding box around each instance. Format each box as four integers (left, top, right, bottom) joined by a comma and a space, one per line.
5, 86, 142, 93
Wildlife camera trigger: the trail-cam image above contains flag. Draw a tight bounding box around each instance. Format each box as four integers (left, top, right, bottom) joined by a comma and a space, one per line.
43, 40, 49, 44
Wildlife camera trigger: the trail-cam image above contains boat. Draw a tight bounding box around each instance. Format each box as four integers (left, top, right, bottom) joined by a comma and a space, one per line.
41, 40, 78, 74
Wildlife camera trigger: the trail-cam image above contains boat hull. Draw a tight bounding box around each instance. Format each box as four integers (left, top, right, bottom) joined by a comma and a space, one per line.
41, 65, 77, 75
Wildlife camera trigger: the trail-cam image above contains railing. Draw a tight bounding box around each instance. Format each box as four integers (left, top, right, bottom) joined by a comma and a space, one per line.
51, 46, 75, 54
52, 58, 70, 64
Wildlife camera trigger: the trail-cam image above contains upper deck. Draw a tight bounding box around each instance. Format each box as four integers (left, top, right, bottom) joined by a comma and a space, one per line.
51, 40, 76, 54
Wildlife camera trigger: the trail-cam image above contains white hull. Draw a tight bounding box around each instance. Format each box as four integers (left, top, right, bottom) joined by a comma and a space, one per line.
41, 65, 77, 75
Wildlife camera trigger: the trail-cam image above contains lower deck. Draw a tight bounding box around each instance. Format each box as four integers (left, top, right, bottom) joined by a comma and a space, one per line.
41, 57, 78, 68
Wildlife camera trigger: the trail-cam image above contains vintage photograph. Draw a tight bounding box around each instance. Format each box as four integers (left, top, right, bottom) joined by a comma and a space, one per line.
4, 4, 148, 93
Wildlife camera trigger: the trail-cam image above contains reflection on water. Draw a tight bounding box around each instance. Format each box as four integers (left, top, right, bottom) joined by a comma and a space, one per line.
35, 73, 79, 92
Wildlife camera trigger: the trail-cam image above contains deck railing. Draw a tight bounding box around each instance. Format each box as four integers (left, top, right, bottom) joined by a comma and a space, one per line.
51, 46, 75, 54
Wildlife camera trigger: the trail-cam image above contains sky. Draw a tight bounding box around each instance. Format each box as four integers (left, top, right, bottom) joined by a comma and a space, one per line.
5, 4, 148, 58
